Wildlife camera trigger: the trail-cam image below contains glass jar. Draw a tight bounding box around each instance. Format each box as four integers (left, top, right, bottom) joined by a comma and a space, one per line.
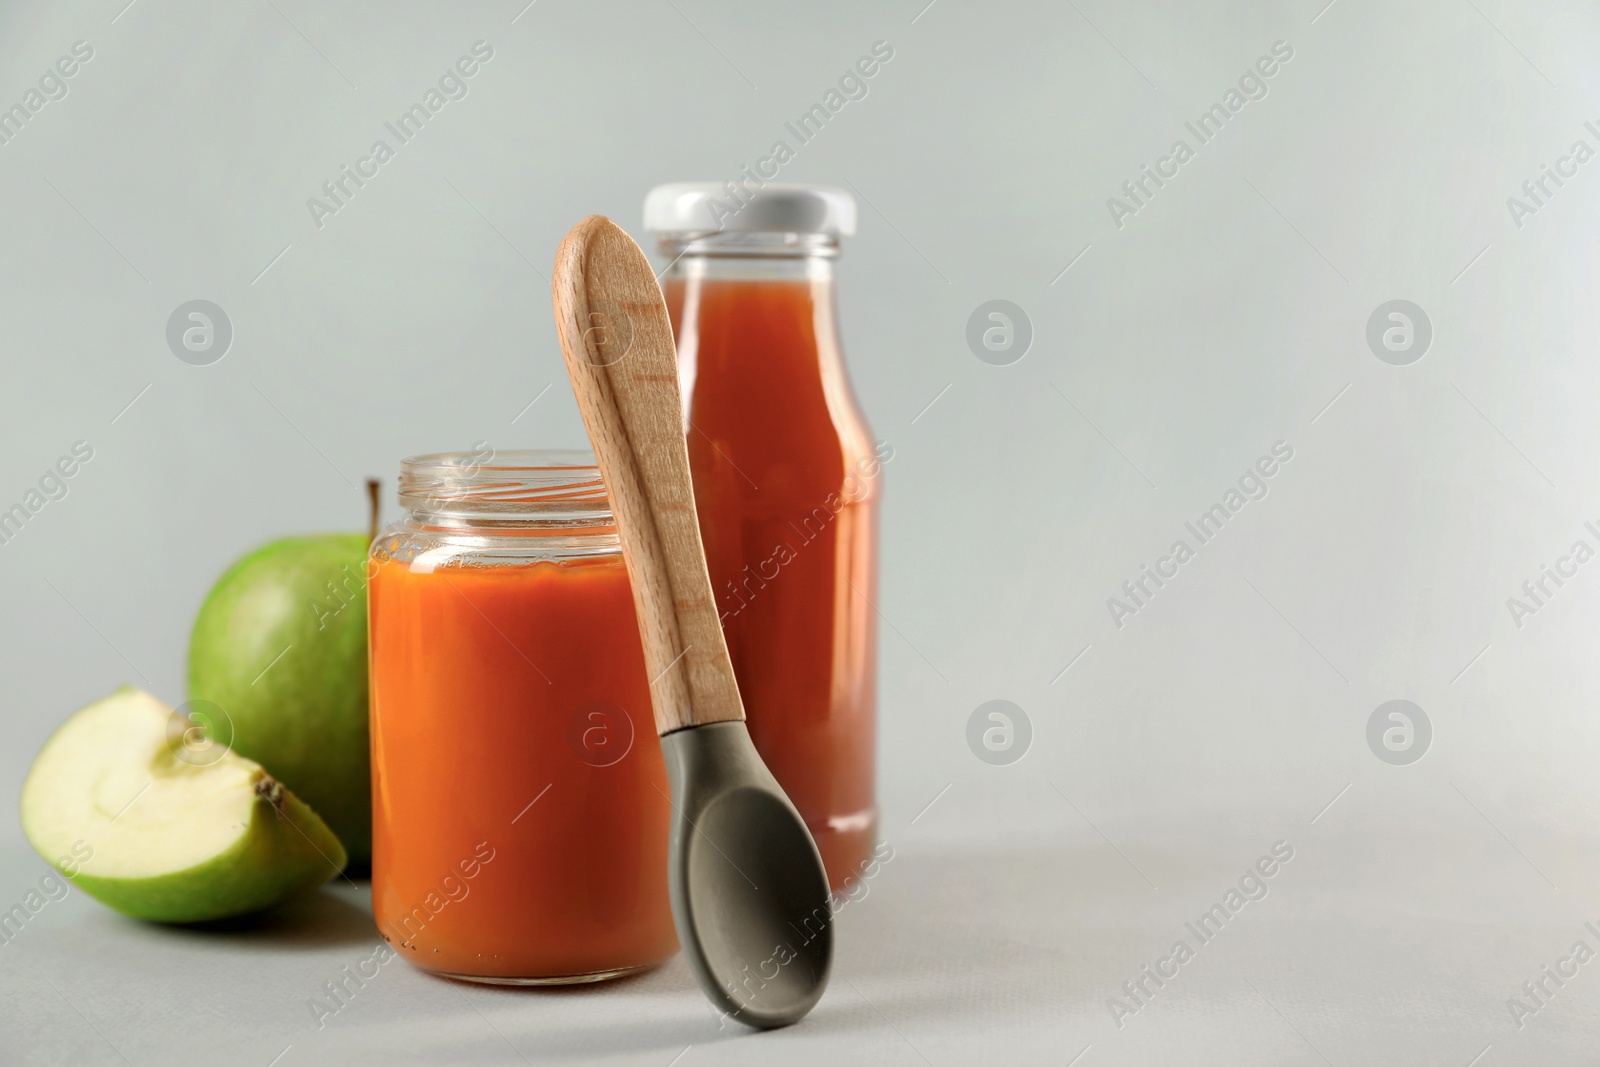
367, 449, 677, 984
645, 183, 885, 890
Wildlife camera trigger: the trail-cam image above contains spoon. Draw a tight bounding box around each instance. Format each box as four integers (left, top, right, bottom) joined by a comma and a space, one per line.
551, 215, 833, 1029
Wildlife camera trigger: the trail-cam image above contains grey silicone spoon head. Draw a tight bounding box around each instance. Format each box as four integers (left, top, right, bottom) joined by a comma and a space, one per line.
551, 214, 833, 1028
662, 722, 833, 1026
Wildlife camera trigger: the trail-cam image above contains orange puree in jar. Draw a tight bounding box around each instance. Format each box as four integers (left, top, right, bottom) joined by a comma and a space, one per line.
368, 453, 677, 983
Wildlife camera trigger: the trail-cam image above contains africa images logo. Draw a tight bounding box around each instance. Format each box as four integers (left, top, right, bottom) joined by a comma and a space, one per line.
1106, 442, 1294, 629
1105, 40, 1294, 229
305, 42, 495, 230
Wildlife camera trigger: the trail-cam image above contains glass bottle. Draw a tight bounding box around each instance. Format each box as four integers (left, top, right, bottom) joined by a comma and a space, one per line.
646, 184, 885, 889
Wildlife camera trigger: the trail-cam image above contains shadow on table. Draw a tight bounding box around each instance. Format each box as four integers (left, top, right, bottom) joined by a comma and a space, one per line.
326, 843, 1144, 1062
160, 883, 379, 950
401, 961, 741, 1062
382, 845, 1112, 1061
380, 1017, 736, 1066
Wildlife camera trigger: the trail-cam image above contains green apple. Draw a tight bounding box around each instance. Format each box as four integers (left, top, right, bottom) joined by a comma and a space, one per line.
188, 533, 372, 870
21, 686, 346, 922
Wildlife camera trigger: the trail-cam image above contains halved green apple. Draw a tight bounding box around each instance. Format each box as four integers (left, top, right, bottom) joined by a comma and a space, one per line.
20, 685, 346, 923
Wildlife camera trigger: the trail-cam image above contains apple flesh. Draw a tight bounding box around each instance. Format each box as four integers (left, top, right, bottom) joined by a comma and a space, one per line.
188, 533, 371, 869
21, 686, 346, 923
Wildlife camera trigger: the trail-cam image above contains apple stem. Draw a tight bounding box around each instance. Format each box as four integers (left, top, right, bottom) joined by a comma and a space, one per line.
366, 478, 381, 542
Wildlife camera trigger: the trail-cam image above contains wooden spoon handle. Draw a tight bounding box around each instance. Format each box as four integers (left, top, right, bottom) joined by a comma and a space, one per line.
551, 215, 744, 736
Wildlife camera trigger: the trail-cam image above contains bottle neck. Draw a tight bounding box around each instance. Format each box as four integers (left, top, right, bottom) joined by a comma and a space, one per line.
657, 231, 839, 284
659, 237, 854, 450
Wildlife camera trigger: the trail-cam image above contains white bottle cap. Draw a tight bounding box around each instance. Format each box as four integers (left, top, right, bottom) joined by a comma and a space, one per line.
643, 182, 856, 236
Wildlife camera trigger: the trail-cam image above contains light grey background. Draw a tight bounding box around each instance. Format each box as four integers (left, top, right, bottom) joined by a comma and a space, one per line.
4, 0, 1600, 1063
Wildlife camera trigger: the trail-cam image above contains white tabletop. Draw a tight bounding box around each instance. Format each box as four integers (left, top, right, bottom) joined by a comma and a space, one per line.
4, 822, 1592, 1066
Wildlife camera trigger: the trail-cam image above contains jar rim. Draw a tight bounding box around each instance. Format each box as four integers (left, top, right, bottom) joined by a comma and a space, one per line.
403, 447, 597, 473
399, 448, 610, 517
